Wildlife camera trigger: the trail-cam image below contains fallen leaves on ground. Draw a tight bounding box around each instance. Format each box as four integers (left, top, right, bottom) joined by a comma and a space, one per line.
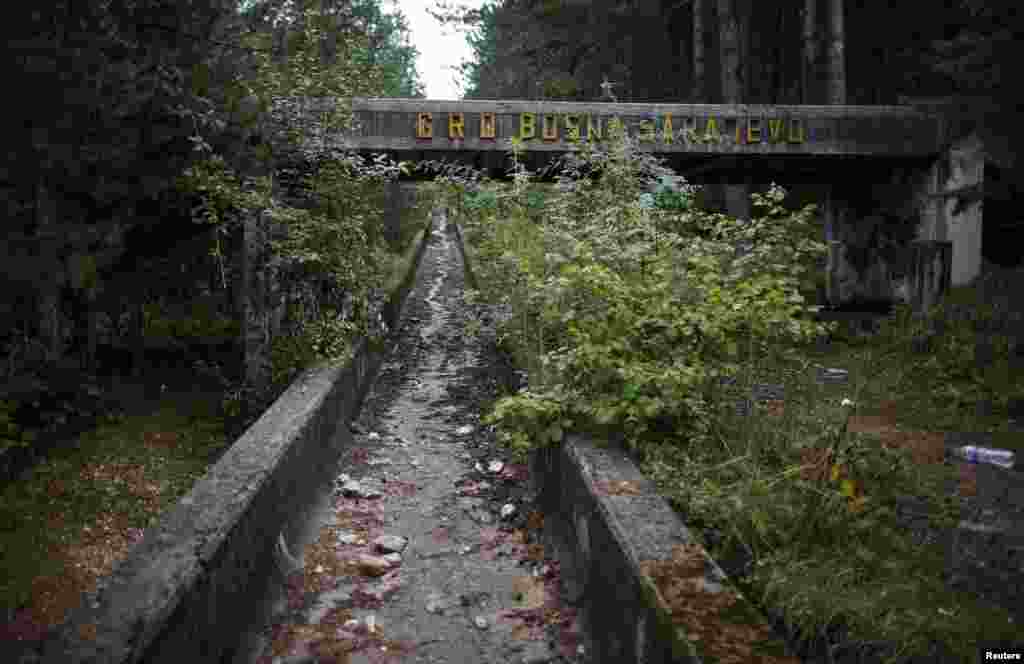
79, 462, 165, 509
641, 543, 800, 664
798, 447, 834, 483
512, 575, 547, 610
954, 462, 978, 497
3, 460, 162, 642
142, 431, 180, 449
526, 510, 544, 531
844, 400, 975, 495
594, 479, 643, 496
304, 525, 353, 593
846, 401, 947, 466
760, 399, 786, 418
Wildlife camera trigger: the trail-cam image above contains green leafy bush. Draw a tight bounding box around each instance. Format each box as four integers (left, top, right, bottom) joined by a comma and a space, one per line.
458, 129, 829, 460
450, 127, 1022, 660
270, 308, 357, 386
143, 300, 239, 345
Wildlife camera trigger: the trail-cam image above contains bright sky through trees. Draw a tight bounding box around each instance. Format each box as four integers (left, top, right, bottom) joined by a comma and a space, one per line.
389, 0, 487, 99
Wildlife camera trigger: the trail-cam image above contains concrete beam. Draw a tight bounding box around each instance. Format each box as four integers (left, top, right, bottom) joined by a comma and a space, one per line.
293, 97, 945, 160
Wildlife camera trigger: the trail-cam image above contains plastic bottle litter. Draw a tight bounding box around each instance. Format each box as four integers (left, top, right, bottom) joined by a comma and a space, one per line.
951, 445, 1015, 469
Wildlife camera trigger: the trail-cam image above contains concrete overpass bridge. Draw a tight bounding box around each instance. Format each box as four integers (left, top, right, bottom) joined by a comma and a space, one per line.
296, 97, 984, 295
338, 97, 948, 183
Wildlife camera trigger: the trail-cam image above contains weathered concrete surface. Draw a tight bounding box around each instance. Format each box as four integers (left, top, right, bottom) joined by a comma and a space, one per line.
14, 209, 435, 664
273, 97, 949, 184
918, 132, 985, 287
242, 218, 586, 664
527, 435, 800, 664
341, 98, 944, 157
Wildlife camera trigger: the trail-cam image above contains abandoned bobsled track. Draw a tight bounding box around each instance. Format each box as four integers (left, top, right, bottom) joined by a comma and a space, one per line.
20, 209, 798, 664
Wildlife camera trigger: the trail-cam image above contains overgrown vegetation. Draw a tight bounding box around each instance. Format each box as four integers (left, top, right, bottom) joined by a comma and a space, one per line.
451, 127, 1021, 662
0, 0, 438, 638
0, 395, 228, 631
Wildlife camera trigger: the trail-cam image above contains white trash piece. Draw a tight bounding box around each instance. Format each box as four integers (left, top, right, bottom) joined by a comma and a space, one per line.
951, 445, 1015, 469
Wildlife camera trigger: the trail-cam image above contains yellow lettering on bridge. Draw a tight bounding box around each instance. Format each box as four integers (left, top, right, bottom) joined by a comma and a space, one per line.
662, 113, 674, 145
480, 112, 495, 139
412, 108, 812, 146
703, 118, 720, 143
519, 112, 536, 140
448, 113, 465, 139
416, 112, 432, 139
747, 118, 762, 144
543, 114, 558, 141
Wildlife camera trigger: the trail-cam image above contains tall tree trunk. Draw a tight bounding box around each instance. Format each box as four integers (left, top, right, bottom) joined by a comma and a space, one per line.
131, 297, 145, 378
692, 0, 705, 101
318, 0, 338, 66
84, 294, 99, 372
823, 0, 847, 304
770, 5, 786, 103
35, 180, 64, 365
802, 0, 818, 104
718, 0, 750, 221
827, 0, 846, 104
718, 0, 741, 103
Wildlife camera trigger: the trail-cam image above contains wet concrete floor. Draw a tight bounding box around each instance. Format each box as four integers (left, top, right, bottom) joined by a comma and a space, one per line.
246, 219, 587, 664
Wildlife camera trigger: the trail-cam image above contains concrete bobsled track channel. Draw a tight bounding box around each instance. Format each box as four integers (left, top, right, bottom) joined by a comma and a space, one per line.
24, 207, 798, 664
239, 214, 588, 664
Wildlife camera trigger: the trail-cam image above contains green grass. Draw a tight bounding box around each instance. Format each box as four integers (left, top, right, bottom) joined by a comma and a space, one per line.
0, 186, 438, 632
455, 192, 1024, 663
645, 291, 1023, 661
0, 392, 228, 619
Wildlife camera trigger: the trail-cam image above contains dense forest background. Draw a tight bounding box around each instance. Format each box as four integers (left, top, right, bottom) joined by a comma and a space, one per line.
1, 0, 1021, 452
0, 0, 428, 474
0, 0, 424, 369
440, 0, 1022, 233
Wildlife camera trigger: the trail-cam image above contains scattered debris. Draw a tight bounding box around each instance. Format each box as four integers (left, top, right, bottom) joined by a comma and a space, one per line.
337, 531, 362, 546
336, 478, 383, 499
372, 534, 408, 554
353, 553, 395, 577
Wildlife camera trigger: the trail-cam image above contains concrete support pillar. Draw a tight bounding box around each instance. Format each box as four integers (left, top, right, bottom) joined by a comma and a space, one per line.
724, 184, 750, 222
908, 241, 952, 314
946, 134, 984, 286
917, 132, 984, 287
